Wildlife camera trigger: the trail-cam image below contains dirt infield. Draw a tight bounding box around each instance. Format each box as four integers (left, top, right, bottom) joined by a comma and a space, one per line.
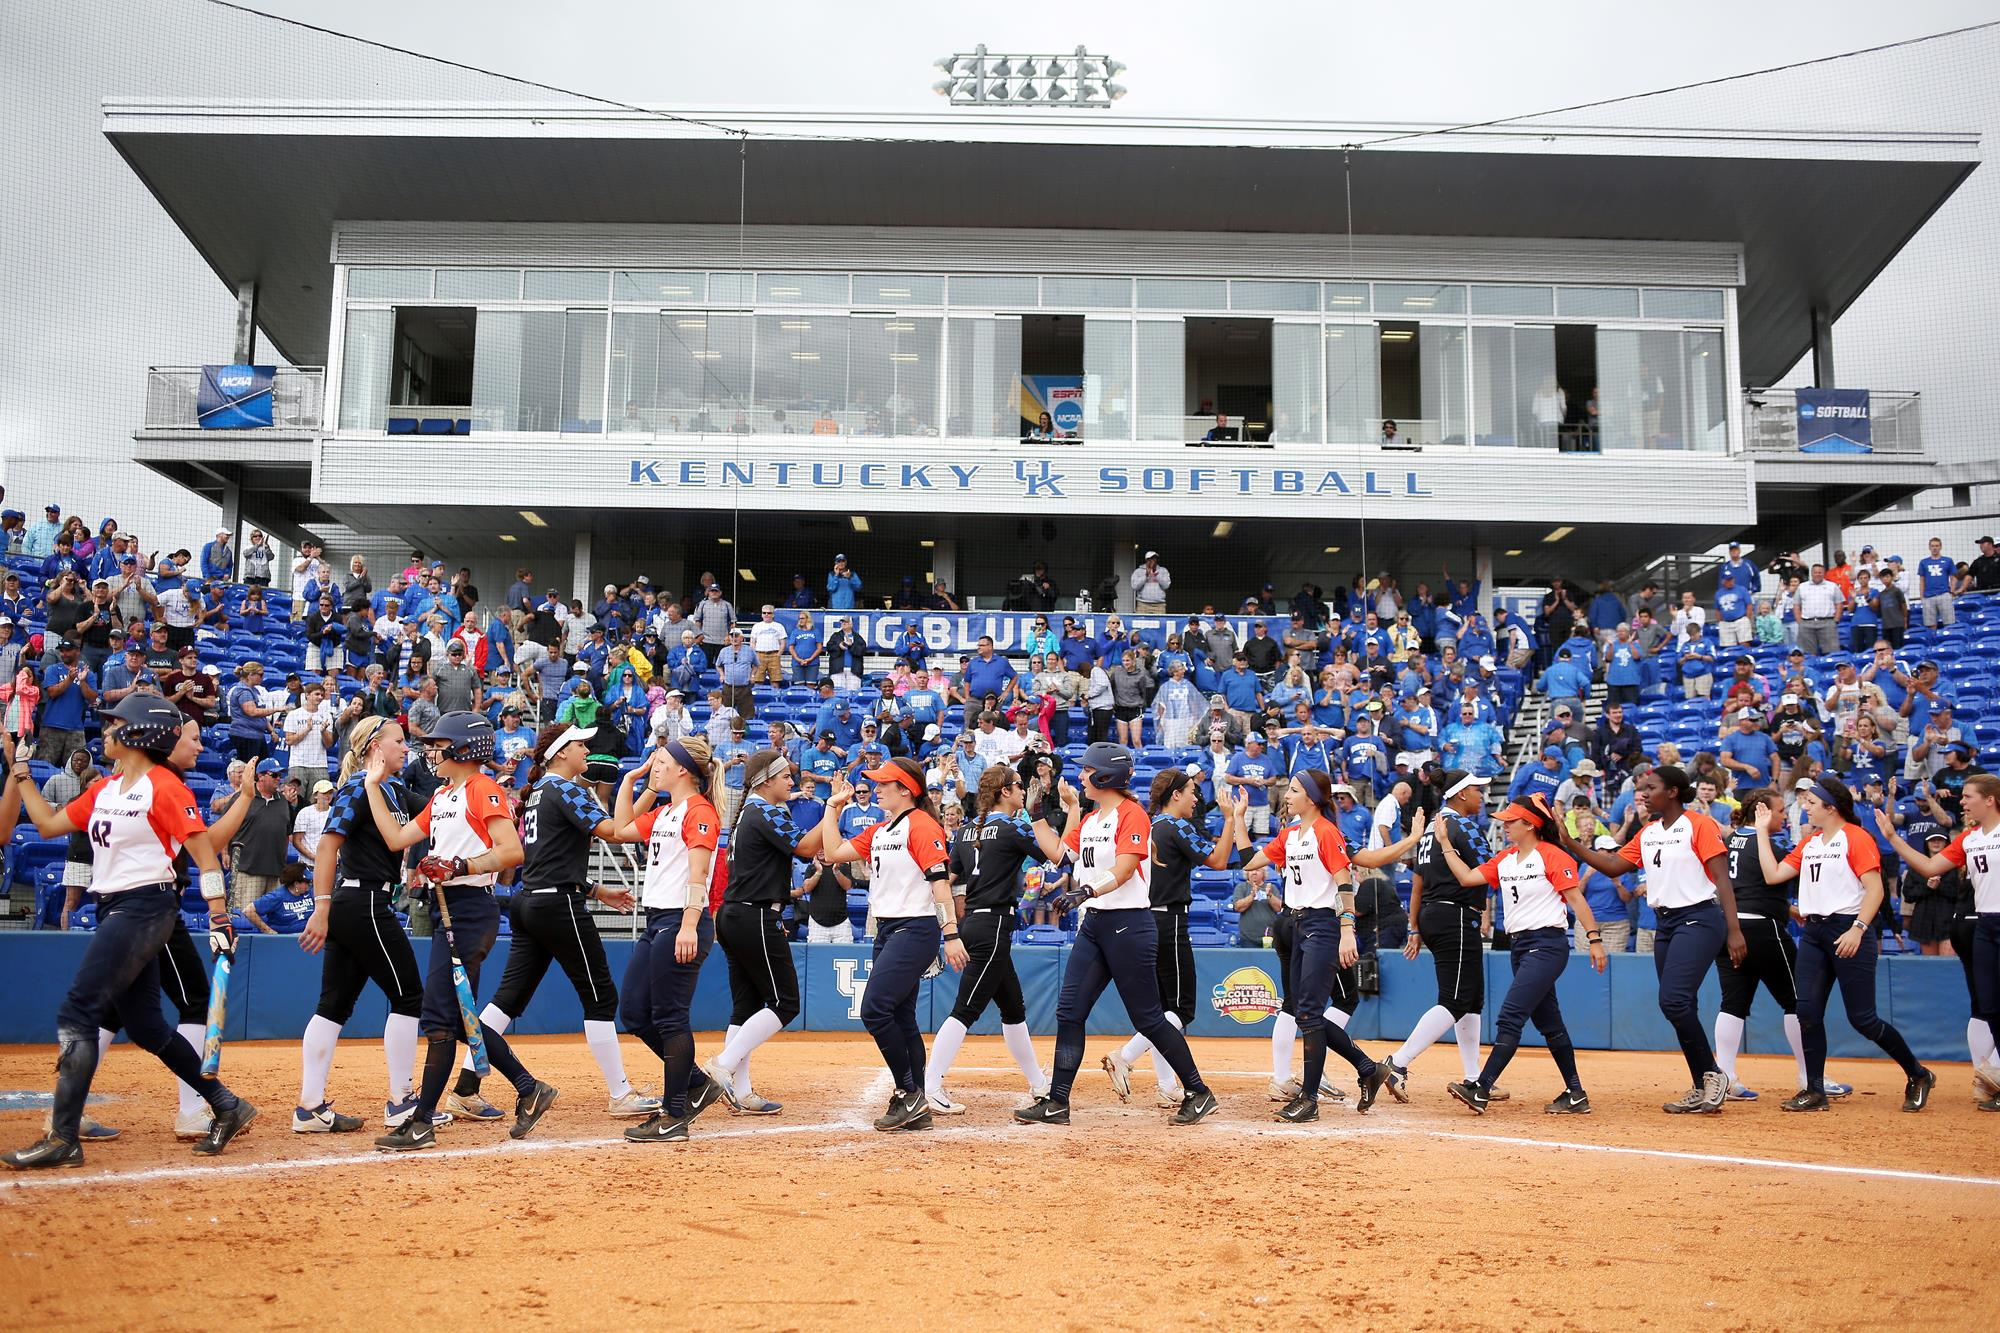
0, 1035, 1993, 1330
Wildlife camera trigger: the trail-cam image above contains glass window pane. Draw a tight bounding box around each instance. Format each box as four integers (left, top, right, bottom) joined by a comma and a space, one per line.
559, 310, 606, 432
1560, 286, 1640, 319
853, 274, 944, 306
336, 309, 395, 430
656, 313, 753, 436
471, 310, 564, 432
1643, 288, 1726, 322
1595, 328, 1683, 449
1324, 325, 1378, 444
614, 270, 704, 302
1045, 277, 1133, 309
345, 268, 430, 301
1271, 323, 1323, 443
1470, 285, 1554, 318
524, 270, 610, 303
757, 273, 849, 305
1135, 321, 1185, 439
1137, 278, 1225, 311
847, 315, 942, 437
1420, 324, 1468, 445
1323, 282, 1369, 313
754, 314, 850, 434
435, 269, 520, 302
708, 272, 753, 305
1376, 283, 1466, 316
948, 275, 1038, 308
1684, 329, 1727, 451
1232, 280, 1318, 312
945, 316, 1022, 439
1082, 318, 1133, 439
609, 313, 659, 432
1473, 325, 1560, 448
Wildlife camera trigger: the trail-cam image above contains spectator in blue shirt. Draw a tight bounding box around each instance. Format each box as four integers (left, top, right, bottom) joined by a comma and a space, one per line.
246, 865, 315, 935
1219, 652, 1263, 725
1715, 572, 1752, 649
825, 554, 862, 609
782, 573, 814, 610
849, 719, 891, 778
1719, 542, 1761, 600
1578, 838, 1634, 952
1602, 623, 1648, 706
715, 628, 757, 720
200, 530, 234, 582
1537, 647, 1591, 717
36, 641, 99, 765
800, 732, 845, 801
1440, 703, 1504, 777
1718, 707, 1779, 787
1059, 620, 1099, 672
1342, 712, 1389, 799
1334, 784, 1373, 851
1917, 536, 1958, 629
1508, 745, 1566, 805
1456, 615, 1496, 663
22, 503, 62, 558
1223, 733, 1278, 836
812, 694, 864, 749
960, 636, 1016, 725
1678, 633, 1716, 700
1586, 580, 1626, 643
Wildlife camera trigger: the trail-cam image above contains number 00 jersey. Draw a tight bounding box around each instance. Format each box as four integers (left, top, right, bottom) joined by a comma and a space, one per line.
1260, 818, 1353, 911
64, 768, 206, 895
1941, 823, 2000, 912
1063, 798, 1152, 911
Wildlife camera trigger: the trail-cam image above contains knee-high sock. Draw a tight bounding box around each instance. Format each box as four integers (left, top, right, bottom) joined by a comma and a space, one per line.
927, 1017, 968, 1096
1970, 1016, 2000, 1075
415, 1037, 458, 1118
1454, 1012, 1483, 1079
298, 1015, 342, 1108
152, 1030, 236, 1114
583, 1019, 632, 1099
1394, 1005, 1457, 1068
383, 1013, 419, 1101
659, 1030, 696, 1117
1784, 1013, 1809, 1088
480, 1024, 536, 1098
1001, 1022, 1043, 1091
1271, 1012, 1298, 1082
1547, 1035, 1584, 1094
1155, 1013, 1185, 1091
175, 1023, 207, 1116
97, 1028, 114, 1063
1713, 1013, 1746, 1082
717, 1009, 783, 1074
1117, 1030, 1152, 1065
460, 1005, 513, 1085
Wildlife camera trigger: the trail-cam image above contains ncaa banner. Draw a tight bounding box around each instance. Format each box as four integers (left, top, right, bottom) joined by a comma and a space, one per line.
197, 364, 275, 429
1795, 388, 1872, 454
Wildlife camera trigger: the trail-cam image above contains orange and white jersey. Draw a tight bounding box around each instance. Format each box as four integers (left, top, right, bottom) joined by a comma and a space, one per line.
414, 774, 512, 887
63, 769, 206, 896
1785, 822, 1881, 917
1620, 810, 1726, 910
633, 794, 721, 910
850, 809, 951, 918
1064, 798, 1152, 911
1261, 819, 1352, 911
1941, 823, 2000, 913
1479, 843, 1581, 934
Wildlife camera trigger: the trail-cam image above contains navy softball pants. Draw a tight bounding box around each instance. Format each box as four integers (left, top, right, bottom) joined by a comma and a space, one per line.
1795, 913, 1922, 1092
862, 915, 941, 1096
1478, 926, 1583, 1094
1653, 901, 1725, 1083
1049, 908, 1206, 1102
1291, 907, 1379, 1095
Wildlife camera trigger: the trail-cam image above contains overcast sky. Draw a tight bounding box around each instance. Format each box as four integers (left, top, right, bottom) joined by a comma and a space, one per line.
2, 0, 1995, 551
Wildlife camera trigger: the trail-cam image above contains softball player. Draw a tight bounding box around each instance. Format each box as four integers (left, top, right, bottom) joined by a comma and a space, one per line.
1750, 778, 1935, 1112
1430, 794, 1607, 1114
611, 736, 727, 1142
1016, 742, 1218, 1126
924, 764, 1068, 1114
363, 711, 558, 1150
1872, 773, 2000, 1107
449, 723, 654, 1122
1712, 790, 1821, 1101
1562, 764, 1747, 1114
819, 758, 961, 1131
1383, 769, 1495, 1103
701, 748, 828, 1113
0, 698, 258, 1167
1237, 770, 1417, 1121
287, 717, 429, 1133
1102, 774, 1248, 1107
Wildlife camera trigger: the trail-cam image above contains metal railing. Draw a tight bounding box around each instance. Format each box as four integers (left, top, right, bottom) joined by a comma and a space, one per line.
1741, 388, 1922, 456
142, 366, 324, 430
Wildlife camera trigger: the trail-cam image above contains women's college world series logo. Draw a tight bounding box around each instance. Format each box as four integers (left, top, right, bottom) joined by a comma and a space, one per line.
1211, 967, 1281, 1024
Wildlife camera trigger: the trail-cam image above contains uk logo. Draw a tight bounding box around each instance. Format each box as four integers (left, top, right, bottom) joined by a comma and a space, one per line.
833, 957, 872, 1020
1015, 459, 1066, 498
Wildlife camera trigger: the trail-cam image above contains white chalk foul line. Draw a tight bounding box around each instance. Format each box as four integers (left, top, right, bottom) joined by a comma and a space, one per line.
1419, 1129, 2000, 1188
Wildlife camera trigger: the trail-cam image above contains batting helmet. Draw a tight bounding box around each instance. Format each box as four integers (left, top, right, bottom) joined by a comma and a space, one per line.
105, 693, 184, 761
1078, 741, 1134, 791
423, 710, 495, 768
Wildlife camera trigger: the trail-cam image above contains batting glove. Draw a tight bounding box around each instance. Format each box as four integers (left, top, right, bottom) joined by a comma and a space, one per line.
416, 854, 470, 886
208, 919, 237, 956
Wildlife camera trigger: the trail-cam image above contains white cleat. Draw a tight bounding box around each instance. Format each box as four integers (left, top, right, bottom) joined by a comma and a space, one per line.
607, 1090, 663, 1118
1268, 1077, 1302, 1102
1156, 1084, 1185, 1109
174, 1106, 215, 1141
926, 1090, 967, 1115
1101, 1052, 1134, 1102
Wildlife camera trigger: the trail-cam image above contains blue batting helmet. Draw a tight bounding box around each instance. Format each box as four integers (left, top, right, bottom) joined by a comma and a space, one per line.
1079, 741, 1134, 791
105, 693, 184, 761
423, 710, 495, 768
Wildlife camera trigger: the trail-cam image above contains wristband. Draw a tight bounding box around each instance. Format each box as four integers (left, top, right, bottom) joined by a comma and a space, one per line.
1338, 911, 1356, 922
942, 932, 960, 942
314, 894, 332, 903
200, 869, 227, 902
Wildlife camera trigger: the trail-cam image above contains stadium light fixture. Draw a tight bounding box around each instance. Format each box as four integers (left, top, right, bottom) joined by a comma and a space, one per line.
738, 568, 757, 583
1543, 526, 1574, 543
851, 515, 871, 532
932, 46, 1129, 107
498, 534, 517, 542
518, 510, 546, 526
1211, 521, 1234, 538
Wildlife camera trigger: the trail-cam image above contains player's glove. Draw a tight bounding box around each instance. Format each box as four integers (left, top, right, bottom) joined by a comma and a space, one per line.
416, 854, 469, 886
1051, 884, 1094, 915
208, 918, 237, 956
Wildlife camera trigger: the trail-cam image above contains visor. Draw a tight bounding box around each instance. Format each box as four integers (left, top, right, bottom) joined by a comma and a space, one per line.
1444, 773, 1492, 801
861, 762, 924, 799
1493, 801, 1542, 824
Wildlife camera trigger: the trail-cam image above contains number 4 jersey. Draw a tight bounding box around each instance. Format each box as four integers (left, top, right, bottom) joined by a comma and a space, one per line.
64, 767, 207, 895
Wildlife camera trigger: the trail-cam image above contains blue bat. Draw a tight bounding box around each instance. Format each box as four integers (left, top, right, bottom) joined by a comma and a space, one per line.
430, 888, 489, 1075
200, 944, 231, 1078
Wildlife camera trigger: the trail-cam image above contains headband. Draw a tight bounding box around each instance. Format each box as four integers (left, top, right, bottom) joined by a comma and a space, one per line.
548, 726, 594, 759
1294, 769, 1327, 805
665, 739, 710, 793
746, 752, 791, 790
1810, 781, 1844, 811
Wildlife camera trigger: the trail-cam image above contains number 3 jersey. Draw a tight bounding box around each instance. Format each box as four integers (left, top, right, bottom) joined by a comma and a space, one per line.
1473, 844, 1580, 933
64, 768, 207, 895
1260, 818, 1353, 911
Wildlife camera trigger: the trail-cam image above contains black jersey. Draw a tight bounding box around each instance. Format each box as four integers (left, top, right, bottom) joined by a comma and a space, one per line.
1413, 809, 1488, 910
953, 812, 1044, 911
726, 796, 806, 906
521, 775, 602, 890
1150, 814, 1218, 908
323, 772, 420, 883
1724, 826, 1793, 920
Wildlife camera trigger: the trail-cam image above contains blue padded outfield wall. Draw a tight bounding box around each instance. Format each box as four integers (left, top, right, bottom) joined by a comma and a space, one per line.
0, 935, 1975, 1064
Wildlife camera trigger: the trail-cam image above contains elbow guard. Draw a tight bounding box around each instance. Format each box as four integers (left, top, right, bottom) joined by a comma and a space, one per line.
200, 869, 227, 903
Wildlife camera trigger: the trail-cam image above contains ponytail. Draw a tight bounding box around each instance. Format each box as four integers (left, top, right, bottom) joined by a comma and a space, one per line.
337, 715, 390, 785
975, 764, 1016, 817
665, 734, 726, 801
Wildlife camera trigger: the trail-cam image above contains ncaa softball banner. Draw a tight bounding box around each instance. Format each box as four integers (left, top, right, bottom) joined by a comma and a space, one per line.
1795, 387, 1873, 454
196, 363, 275, 429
